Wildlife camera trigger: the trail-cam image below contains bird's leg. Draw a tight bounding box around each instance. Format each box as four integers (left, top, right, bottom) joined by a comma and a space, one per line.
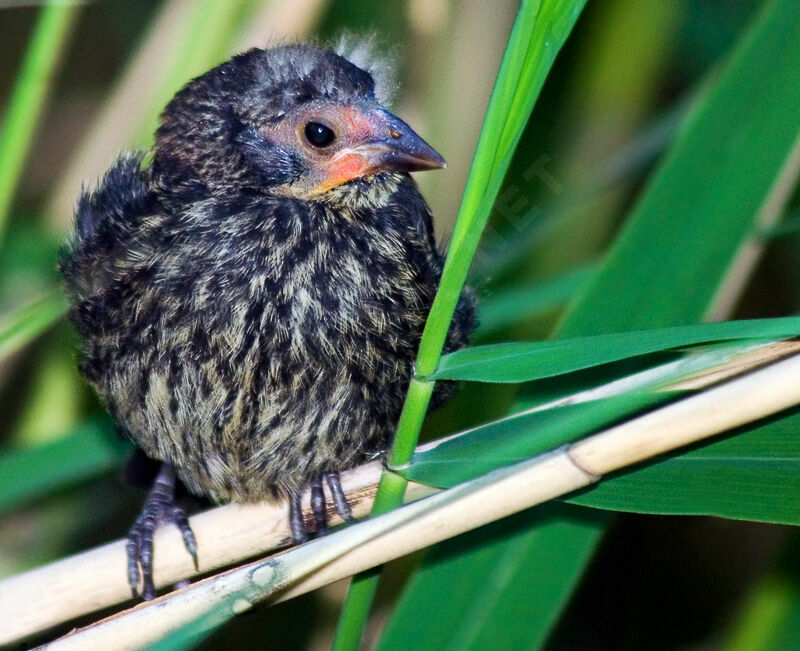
289, 489, 309, 544
310, 475, 328, 537
324, 471, 354, 522
126, 462, 198, 600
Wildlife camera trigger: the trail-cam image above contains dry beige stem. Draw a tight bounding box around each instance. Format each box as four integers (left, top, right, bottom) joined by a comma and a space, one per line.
0, 460, 399, 644
3, 349, 800, 646
237, 0, 328, 49
38, 352, 800, 650
46, 452, 591, 651
706, 132, 800, 321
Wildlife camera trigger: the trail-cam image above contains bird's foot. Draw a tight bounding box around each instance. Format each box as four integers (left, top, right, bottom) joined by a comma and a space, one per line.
289, 472, 355, 543
126, 462, 198, 600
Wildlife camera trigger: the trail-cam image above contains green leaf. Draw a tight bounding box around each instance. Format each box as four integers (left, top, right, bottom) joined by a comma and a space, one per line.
415, 0, 589, 375
405, 341, 759, 489
566, 410, 800, 525
475, 265, 594, 339
471, 90, 689, 284
0, 420, 129, 515
554, 3, 800, 337
0, 291, 66, 360
755, 210, 800, 240
435, 317, 800, 383
723, 535, 800, 651
378, 506, 607, 651
390, 0, 800, 647
145, 609, 229, 651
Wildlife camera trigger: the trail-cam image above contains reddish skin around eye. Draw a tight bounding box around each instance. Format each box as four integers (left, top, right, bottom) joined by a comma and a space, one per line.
340, 106, 372, 136
311, 107, 380, 194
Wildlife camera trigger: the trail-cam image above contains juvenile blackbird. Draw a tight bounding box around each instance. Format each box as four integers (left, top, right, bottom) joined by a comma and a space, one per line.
60, 42, 476, 600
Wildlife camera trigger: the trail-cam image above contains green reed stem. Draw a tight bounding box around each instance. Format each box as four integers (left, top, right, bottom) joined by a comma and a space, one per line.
332, 1, 588, 648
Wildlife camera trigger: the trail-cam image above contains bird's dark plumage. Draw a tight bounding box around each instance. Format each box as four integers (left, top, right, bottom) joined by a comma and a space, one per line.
60, 42, 475, 597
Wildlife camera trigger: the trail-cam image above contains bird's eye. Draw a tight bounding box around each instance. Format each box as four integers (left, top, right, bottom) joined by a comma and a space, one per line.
304, 122, 336, 148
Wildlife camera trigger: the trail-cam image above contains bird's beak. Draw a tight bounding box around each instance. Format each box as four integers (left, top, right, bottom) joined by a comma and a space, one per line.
354, 109, 447, 173
312, 109, 445, 195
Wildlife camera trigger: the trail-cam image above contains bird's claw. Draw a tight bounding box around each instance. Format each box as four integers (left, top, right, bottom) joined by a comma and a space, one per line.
324, 471, 354, 523
288, 472, 355, 543
127, 463, 198, 600
289, 490, 310, 544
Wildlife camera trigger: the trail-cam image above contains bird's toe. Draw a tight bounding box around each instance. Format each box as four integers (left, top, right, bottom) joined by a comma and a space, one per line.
126, 463, 198, 600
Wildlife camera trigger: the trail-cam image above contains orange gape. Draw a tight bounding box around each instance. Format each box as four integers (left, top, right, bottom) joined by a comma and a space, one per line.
315, 152, 369, 193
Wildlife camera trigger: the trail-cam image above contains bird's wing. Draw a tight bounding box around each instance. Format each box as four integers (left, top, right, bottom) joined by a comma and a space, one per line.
59, 152, 156, 301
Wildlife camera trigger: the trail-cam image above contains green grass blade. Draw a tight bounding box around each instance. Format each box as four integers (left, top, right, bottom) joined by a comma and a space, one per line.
755, 210, 800, 240
471, 95, 689, 283
417, 0, 588, 372
0, 419, 128, 515
389, 0, 800, 646
529, 0, 800, 639
723, 540, 800, 651
435, 316, 800, 383
145, 609, 230, 651
0, 291, 66, 360
0, 3, 79, 243
406, 342, 769, 489
725, 576, 800, 651
726, 577, 799, 651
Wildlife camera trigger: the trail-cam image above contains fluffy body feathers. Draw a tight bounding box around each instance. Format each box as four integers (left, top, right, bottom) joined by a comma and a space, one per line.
61, 43, 475, 507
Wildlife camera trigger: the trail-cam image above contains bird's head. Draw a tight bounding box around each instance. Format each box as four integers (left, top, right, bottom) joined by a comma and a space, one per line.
150, 43, 445, 208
